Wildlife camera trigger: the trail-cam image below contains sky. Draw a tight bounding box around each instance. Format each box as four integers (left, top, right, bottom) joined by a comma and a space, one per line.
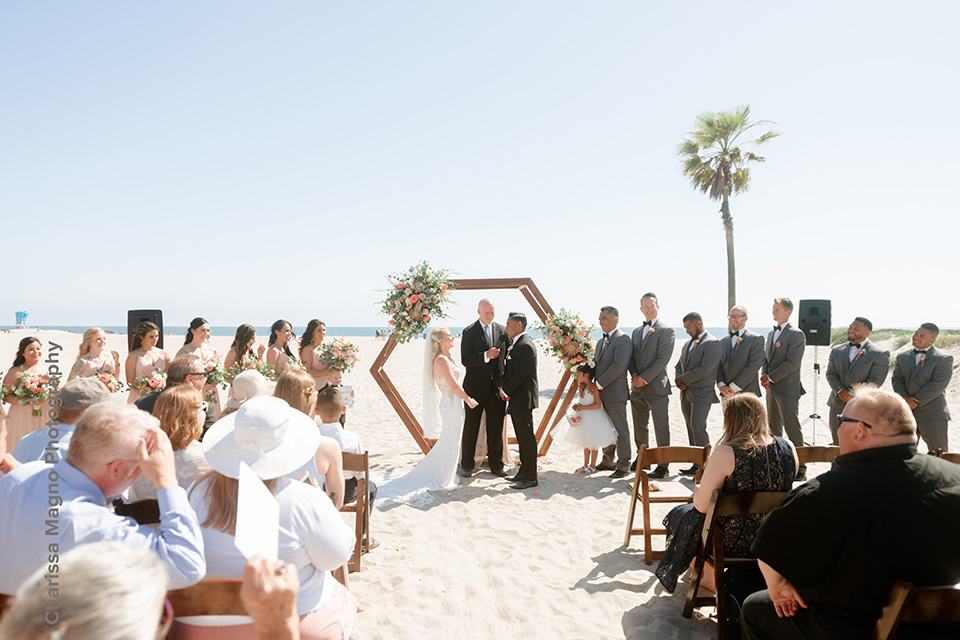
2, 2, 958, 332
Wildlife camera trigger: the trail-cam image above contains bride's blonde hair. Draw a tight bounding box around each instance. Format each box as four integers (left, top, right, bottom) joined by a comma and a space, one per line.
429, 328, 449, 363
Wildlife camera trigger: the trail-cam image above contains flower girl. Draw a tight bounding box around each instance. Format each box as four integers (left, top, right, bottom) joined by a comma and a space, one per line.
552, 363, 617, 474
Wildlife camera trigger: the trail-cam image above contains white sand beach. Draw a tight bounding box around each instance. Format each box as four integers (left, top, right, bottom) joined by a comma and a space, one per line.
2, 329, 957, 639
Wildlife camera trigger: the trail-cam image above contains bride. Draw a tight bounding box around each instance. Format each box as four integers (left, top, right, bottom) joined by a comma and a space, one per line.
377, 327, 478, 505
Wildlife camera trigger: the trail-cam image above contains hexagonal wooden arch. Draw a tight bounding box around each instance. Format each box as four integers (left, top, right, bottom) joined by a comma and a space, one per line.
370, 277, 579, 456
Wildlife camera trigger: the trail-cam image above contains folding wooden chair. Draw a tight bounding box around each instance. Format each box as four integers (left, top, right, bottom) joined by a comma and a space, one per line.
939, 452, 960, 465
683, 489, 788, 640
871, 580, 960, 640
167, 579, 246, 616
623, 444, 711, 565
340, 451, 370, 573
794, 445, 840, 466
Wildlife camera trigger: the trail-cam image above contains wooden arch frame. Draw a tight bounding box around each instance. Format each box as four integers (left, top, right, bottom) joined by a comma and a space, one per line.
370, 277, 578, 456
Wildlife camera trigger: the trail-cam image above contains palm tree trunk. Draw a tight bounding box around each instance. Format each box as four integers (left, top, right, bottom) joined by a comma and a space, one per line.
721, 195, 736, 309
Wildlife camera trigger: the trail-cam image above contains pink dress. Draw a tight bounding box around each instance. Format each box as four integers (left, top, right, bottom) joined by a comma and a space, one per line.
3, 367, 51, 453
74, 350, 121, 379
127, 350, 168, 404
303, 345, 328, 390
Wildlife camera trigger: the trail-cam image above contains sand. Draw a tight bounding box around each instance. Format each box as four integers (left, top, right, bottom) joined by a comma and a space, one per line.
1, 329, 957, 639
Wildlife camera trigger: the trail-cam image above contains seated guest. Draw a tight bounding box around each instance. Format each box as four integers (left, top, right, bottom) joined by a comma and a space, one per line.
183, 396, 356, 640
315, 387, 378, 509
321, 368, 353, 426
221, 369, 275, 418
137, 355, 216, 433
129, 385, 212, 501
274, 370, 345, 508
655, 393, 797, 593
12, 377, 109, 465
742, 386, 960, 639
0, 403, 206, 594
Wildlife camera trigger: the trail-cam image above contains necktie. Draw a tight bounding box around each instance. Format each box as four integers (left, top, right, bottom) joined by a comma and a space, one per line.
774, 325, 782, 331
730, 331, 739, 337
913, 349, 928, 355
849, 342, 860, 350
485, 324, 493, 347
602, 333, 609, 340
643, 320, 652, 327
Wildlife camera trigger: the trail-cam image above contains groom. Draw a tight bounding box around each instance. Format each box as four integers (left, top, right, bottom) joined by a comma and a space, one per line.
460, 298, 508, 478
500, 312, 540, 490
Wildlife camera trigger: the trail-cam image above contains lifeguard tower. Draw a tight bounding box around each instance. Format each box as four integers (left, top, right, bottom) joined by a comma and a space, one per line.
15, 311, 28, 328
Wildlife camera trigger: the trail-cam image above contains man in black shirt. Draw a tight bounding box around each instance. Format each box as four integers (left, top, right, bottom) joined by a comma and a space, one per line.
742, 386, 960, 639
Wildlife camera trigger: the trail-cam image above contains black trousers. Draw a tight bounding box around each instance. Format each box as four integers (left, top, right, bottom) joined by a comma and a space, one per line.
460, 391, 506, 471
741, 590, 866, 640
510, 406, 537, 481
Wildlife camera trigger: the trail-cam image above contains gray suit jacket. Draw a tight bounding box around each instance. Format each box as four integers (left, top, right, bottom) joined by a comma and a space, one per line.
892, 346, 953, 421
675, 332, 721, 404
716, 329, 765, 396
594, 327, 631, 404
825, 339, 890, 408
628, 319, 674, 397
763, 323, 806, 397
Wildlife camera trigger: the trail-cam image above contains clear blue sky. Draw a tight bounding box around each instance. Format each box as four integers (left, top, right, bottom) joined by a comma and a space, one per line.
2, 2, 957, 331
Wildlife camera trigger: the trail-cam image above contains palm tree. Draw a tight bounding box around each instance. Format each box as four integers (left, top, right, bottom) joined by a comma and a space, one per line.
678, 105, 779, 310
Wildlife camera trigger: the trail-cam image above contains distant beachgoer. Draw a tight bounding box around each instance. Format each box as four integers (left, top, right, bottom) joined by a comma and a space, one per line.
124, 321, 171, 404
1, 337, 51, 452
177, 317, 222, 419
69, 327, 122, 384
300, 319, 331, 390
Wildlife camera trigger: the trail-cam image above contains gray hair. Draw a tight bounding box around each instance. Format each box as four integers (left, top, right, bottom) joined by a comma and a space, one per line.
66, 403, 158, 472
0, 542, 168, 640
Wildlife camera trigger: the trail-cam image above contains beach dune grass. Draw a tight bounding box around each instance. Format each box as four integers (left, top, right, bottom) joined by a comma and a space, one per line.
830, 328, 960, 349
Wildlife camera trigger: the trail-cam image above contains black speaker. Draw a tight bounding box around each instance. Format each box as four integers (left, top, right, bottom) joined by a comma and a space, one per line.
127, 310, 164, 350
798, 300, 831, 346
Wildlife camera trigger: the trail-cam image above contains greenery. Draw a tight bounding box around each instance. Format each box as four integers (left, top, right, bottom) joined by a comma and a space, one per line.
678, 105, 779, 310
830, 328, 960, 349
379, 261, 456, 344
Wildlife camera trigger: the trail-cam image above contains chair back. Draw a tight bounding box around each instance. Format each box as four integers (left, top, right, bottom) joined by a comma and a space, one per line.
871, 580, 960, 640
939, 453, 960, 465
340, 451, 370, 573
640, 445, 711, 468
167, 580, 245, 616
795, 445, 841, 465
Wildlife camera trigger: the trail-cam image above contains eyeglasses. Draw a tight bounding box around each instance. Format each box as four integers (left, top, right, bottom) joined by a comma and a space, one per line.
187, 372, 206, 378
728, 314, 746, 319
837, 414, 873, 429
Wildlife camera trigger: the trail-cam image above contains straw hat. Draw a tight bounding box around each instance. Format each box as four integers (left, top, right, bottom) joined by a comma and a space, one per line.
225, 370, 276, 409
202, 396, 320, 479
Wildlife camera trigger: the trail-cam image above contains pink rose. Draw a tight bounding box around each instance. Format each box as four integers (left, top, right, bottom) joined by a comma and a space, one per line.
410, 294, 419, 303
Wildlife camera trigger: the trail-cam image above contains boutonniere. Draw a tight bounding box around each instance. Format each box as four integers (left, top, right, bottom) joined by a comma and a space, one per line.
648, 327, 656, 335
920, 354, 926, 367
603, 337, 610, 346
775, 341, 781, 349
692, 339, 700, 348
854, 348, 866, 362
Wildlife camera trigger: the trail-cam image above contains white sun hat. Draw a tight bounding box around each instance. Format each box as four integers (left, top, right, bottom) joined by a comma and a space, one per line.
225, 370, 276, 409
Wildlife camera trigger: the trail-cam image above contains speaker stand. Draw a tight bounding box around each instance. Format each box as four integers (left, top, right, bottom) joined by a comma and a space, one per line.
800, 345, 822, 444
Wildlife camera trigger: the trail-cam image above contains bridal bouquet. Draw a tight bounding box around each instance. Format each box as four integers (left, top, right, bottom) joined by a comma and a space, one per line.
2, 372, 59, 416
536, 309, 596, 370
131, 370, 167, 397
380, 261, 456, 343
92, 368, 124, 393
318, 338, 360, 374
225, 359, 277, 383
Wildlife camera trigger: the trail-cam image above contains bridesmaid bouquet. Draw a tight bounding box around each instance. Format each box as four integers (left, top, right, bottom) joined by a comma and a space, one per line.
202, 362, 228, 389
131, 370, 167, 397
379, 261, 456, 343
283, 357, 307, 374
317, 338, 360, 374
2, 372, 59, 416
536, 309, 596, 370
225, 359, 277, 383
92, 368, 124, 393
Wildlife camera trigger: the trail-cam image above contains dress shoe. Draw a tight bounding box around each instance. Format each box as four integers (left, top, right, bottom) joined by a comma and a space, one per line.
510, 478, 538, 490
595, 462, 616, 472
609, 469, 629, 479
457, 467, 474, 478
489, 468, 508, 478
680, 464, 701, 476
649, 465, 669, 479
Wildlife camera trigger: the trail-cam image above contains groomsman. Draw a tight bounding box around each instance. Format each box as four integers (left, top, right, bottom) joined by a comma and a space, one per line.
761, 298, 808, 480
593, 306, 632, 479
628, 293, 675, 478
674, 312, 721, 474
825, 317, 890, 444
717, 305, 765, 398
892, 323, 954, 452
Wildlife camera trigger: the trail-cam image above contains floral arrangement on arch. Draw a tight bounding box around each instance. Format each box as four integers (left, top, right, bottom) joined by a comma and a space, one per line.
1, 372, 60, 416
379, 261, 457, 344
225, 359, 277, 383
536, 309, 596, 370
318, 338, 361, 374
130, 370, 167, 397
92, 368, 124, 393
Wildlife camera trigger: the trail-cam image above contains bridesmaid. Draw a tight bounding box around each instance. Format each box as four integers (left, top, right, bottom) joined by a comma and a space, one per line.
177, 317, 222, 419
299, 319, 331, 390
2, 337, 51, 452
265, 319, 296, 377
223, 323, 266, 372
68, 328, 122, 383
124, 321, 171, 404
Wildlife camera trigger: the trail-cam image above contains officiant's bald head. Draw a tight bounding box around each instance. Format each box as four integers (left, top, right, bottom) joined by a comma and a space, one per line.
478, 298, 495, 325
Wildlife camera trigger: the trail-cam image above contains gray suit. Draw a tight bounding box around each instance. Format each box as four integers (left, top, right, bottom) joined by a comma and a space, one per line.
892, 346, 954, 452
716, 329, 765, 397
825, 339, 890, 444
762, 323, 806, 449
595, 328, 632, 471
628, 319, 674, 451
675, 332, 721, 447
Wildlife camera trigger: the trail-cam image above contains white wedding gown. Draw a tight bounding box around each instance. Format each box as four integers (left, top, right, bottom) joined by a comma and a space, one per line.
376, 362, 465, 508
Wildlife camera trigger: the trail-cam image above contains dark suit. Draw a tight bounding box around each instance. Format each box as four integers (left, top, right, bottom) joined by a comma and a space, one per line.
460, 320, 507, 472
595, 328, 632, 472
892, 346, 954, 451
675, 332, 721, 447
716, 329, 765, 397
825, 339, 890, 444
501, 333, 539, 481
628, 319, 674, 450
763, 323, 806, 449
